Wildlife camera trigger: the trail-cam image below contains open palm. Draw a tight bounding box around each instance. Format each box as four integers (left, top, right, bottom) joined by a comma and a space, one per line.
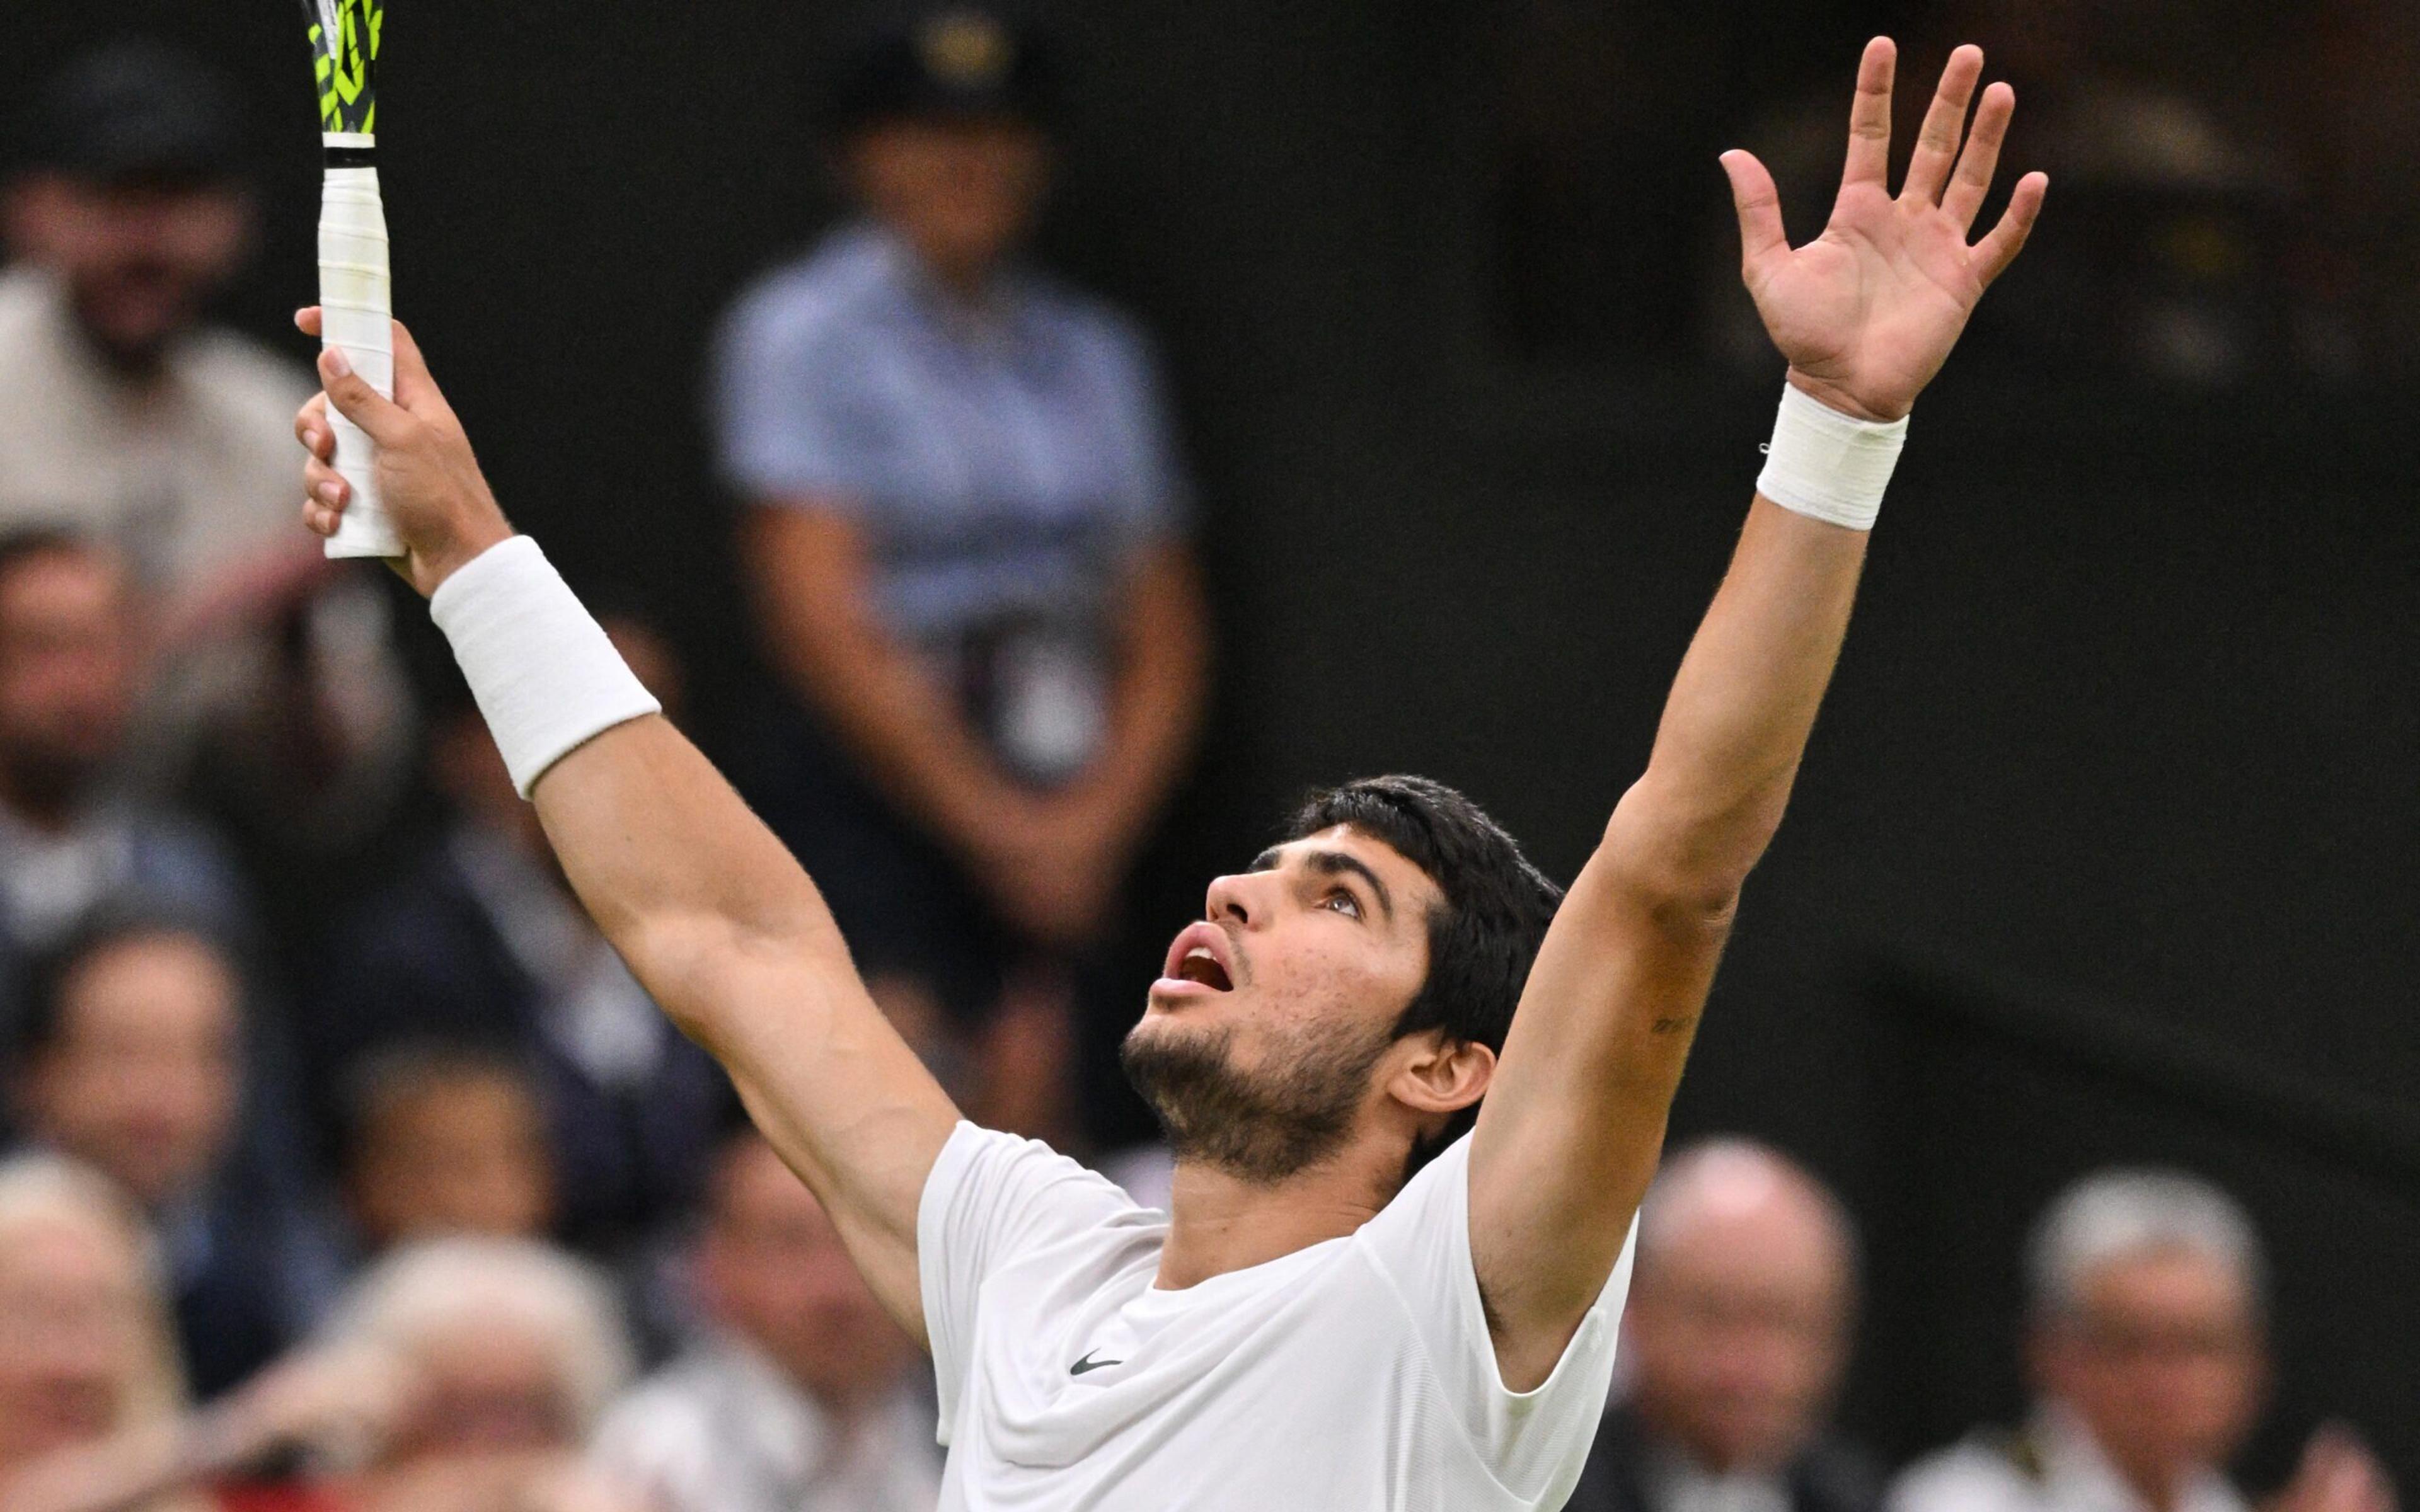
1724, 39, 2049, 422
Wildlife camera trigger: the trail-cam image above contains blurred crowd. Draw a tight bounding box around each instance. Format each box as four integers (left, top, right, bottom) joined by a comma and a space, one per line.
0, 6, 2400, 1512
1495, 0, 2420, 382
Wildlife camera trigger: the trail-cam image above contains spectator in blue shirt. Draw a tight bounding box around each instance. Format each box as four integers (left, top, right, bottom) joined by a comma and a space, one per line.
713, 4, 1208, 1143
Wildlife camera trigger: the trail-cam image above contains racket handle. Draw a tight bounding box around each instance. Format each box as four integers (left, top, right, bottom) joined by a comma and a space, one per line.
316, 150, 401, 559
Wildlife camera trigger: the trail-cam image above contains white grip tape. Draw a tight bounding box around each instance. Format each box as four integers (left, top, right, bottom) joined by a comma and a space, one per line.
318, 159, 401, 559
429, 537, 663, 798
1754, 383, 1908, 532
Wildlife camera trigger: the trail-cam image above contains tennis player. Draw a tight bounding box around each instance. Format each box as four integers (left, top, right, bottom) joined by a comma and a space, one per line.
294, 40, 2043, 1511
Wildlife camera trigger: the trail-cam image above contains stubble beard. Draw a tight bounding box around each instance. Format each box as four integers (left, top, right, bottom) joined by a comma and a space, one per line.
1119, 1008, 1393, 1185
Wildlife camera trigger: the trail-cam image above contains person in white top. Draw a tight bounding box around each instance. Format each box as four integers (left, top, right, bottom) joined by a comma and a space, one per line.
1888, 1171, 2395, 1512
288, 38, 2048, 1511
592, 1130, 941, 1512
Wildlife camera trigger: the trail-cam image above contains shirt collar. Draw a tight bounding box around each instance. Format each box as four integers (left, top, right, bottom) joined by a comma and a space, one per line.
851, 219, 1049, 357
2035, 1400, 2247, 1512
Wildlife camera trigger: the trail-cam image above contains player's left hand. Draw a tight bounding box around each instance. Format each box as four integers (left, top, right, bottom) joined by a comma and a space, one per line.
1722, 38, 2049, 422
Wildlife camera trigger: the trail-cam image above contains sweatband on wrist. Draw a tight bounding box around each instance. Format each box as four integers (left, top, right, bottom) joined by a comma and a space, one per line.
428, 536, 661, 799
1754, 382, 1908, 531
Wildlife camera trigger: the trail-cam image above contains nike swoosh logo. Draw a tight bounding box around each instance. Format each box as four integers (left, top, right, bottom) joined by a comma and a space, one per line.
1069, 1350, 1124, 1377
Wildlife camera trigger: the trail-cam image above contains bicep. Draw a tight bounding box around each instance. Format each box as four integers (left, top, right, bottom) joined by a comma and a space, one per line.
530, 718, 960, 1341
1467, 823, 1736, 1383
669, 939, 959, 1346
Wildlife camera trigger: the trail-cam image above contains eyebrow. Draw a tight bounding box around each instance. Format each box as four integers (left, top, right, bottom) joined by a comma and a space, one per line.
1250, 845, 1395, 924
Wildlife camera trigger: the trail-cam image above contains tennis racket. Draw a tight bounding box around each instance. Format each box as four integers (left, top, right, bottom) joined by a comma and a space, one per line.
301, 0, 400, 558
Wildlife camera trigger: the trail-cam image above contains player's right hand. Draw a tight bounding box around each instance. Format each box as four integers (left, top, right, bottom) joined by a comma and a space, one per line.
294, 307, 514, 597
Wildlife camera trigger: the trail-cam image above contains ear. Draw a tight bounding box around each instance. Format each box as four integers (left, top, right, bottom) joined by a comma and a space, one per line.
1385, 1032, 1495, 1118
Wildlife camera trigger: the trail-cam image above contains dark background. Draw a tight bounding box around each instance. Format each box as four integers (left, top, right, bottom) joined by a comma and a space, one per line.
4, 0, 2412, 1486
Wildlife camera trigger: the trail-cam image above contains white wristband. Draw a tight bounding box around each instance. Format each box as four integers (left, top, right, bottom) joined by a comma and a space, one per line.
428, 536, 661, 799
1754, 382, 1908, 531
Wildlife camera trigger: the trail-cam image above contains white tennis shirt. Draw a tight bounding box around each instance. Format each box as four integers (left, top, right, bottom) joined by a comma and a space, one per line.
919, 1122, 1637, 1510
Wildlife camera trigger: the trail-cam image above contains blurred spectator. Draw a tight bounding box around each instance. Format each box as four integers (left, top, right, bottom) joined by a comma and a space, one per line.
306, 617, 727, 1257
1703, 7, 2296, 385
0, 42, 412, 871
304, 1238, 639, 1512
1889, 1169, 2396, 1512
340, 1042, 556, 1256
0, 1153, 190, 1506
716, 1, 1208, 1143
6, 915, 337, 1401
1568, 1139, 1880, 1512
591, 1130, 939, 1512
0, 532, 246, 998
0, 1239, 637, 1512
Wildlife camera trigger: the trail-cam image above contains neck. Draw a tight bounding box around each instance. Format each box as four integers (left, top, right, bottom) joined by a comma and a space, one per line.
65, 301, 172, 385
2115, 1458, 2192, 1512
1155, 1154, 1398, 1290
2053, 1404, 2196, 1512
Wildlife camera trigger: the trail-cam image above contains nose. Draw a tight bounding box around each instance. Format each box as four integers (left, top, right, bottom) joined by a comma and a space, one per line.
1204, 869, 1272, 928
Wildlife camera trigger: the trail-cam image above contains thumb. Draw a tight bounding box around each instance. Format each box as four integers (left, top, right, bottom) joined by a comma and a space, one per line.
316, 346, 413, 445
386, 319, 451, 416
1720, 149, 1789, 280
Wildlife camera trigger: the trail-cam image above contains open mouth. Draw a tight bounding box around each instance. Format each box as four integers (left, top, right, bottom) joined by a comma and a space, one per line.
1175, 948, 1232, 992
1161, 922, 1236, 993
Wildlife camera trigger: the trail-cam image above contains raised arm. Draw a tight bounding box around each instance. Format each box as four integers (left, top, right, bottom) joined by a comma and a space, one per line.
1467, 38, 2047, 1389
291, 318, 958, 1343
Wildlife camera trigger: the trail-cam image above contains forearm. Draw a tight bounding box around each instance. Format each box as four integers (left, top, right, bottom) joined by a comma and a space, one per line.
1608, 495, 1867, 899
1064, 544, 1209, 844
746, 505, 1027, 846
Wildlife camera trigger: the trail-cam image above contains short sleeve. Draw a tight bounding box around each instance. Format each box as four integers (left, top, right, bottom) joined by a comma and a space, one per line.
1090, 314, 1194, 547
1353, 1136, 1637, 1504
709, 276, 880, 505
917, 1121, 1137, 1439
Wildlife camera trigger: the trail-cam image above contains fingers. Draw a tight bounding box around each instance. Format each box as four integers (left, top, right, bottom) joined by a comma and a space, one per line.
1840, 37, 1897, 192
294, 305, 323, 339
293, 394, 335, 462
1903, 44, 1985, 205
1973, 170, 2049, 288
1720, 150, 1789, 282
302, 454, 349, 537
316, 346, 414, 447
1942, 81, 2015, 230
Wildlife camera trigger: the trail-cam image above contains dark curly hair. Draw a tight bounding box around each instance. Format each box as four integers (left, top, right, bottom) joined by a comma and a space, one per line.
1284, 775, 1563, 1174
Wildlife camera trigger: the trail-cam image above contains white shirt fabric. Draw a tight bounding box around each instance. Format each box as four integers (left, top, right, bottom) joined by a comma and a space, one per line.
592, 1336, 942, 1512
919, 1121, 1637, 1510
1888, 1403, 2249, 1512
1651, 1446, 1796, 1512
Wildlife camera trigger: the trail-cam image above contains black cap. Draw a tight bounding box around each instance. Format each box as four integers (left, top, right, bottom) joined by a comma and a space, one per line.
20, 42, 249, 187
823, 4, 1058, 134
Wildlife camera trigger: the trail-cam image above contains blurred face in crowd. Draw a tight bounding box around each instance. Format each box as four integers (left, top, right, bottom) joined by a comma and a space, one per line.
699, 1136, 915, 1410
0, 546, 137, 820
350, 1070, 556, 1252
1623, 1150, 1856, 1475
1121, 827, 1453, 1183
2032, 1246, 2265, 1495
20, 933, 243, 1209
847, 115, 1050, 292
0, 1213, 155, 1470
384, 1320, 580, 1458
3, 174, 253, 371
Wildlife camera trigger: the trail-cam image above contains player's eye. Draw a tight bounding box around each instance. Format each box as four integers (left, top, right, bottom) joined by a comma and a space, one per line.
1322, 889, 1363, 920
